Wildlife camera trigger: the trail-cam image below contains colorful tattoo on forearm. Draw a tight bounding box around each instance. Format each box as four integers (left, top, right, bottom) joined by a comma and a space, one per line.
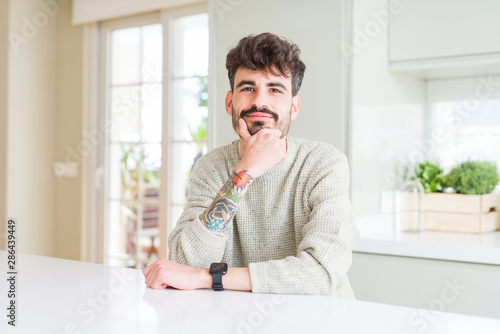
200, 170, 254, 237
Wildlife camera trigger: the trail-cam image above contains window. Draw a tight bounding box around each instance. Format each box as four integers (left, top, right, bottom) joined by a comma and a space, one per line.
99, 8, 208, 268
427, 76, 500, 175
169, 14, 209, 231
105, 21, 163, 268
431, 100, 500, 172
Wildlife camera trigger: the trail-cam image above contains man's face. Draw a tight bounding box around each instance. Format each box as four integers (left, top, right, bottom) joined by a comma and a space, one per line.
225, 68, 300, 138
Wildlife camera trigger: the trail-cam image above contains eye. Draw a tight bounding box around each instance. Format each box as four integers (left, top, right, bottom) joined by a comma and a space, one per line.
270, 88, 282, 93
241, 87, 254, 92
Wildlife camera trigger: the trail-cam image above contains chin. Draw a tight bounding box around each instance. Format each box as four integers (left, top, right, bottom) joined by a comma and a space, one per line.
248, 121, 267, 135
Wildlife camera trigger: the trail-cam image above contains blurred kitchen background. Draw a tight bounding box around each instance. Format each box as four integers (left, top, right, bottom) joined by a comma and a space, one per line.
1, 0, 499, 273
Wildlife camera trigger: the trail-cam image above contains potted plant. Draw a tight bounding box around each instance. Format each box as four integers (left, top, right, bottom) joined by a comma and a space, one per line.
413, 160, 500, 233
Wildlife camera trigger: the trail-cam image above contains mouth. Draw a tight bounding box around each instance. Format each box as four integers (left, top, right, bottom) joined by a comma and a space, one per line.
245, 112, 275, 120
240, 107, 278, 122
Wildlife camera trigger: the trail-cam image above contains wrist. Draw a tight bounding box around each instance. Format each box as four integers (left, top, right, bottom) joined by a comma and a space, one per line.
235, 161, 259, 179
197, 268, 212, 289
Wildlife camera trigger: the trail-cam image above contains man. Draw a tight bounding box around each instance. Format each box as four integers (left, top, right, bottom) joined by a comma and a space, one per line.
143, 32, 357, 298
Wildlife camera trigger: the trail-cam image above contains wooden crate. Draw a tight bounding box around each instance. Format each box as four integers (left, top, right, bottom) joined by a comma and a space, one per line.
423, 193, 500, 233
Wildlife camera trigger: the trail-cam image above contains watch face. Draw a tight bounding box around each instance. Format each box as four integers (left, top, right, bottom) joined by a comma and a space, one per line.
210, 263, 228, 274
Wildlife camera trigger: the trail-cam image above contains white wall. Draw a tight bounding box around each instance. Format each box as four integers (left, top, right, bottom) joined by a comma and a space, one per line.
0, 0, 8, 249
54, 1, 84, 260
350, 0, 427, 216
209, 0, 349, 151
6, 0, 58, 256
3, 0, 84, 260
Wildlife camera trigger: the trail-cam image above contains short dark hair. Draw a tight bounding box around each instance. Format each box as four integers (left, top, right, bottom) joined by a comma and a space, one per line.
225, 33, 306, 96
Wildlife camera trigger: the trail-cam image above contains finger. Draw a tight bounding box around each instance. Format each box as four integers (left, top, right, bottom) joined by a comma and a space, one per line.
151, 279, 167, 289
257, 128, 282, 139
269, 129, 283, 138
149, 268, 166, 289
144, 268, 151, 287
145, 266, 159, 288
142, 262, 154, 276
238, 118, 251, 140
142, 265, 150, 276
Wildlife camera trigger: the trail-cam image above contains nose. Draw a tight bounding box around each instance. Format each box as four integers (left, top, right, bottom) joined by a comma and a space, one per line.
251, 89, 268, 110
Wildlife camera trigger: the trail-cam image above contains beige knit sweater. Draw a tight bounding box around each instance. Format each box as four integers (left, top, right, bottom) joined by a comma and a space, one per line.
168, 137, 358, 298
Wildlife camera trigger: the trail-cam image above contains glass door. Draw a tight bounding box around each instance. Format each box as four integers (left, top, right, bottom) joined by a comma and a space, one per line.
99, 8, 209, 269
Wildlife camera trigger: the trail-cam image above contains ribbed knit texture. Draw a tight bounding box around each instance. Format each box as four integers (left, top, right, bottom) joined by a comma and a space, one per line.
168, 137, 358, 298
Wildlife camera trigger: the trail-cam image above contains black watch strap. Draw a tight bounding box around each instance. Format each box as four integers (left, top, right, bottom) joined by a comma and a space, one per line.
212, 273, 224, 291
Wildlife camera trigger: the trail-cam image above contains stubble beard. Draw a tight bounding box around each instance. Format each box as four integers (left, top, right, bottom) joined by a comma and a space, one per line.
232, 106, 292, 139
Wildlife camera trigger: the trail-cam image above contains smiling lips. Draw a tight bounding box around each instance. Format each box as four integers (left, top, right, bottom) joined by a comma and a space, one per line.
245, 112, 274, 120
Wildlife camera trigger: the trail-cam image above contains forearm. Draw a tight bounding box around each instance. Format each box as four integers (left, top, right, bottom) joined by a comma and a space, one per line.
199, 169, 254, 237
168, 164, 255, 266
249, 247, 353, 297
143, 258, 251, 291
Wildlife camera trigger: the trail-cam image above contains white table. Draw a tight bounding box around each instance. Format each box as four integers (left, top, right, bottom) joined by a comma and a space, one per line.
2, 252, 500, 333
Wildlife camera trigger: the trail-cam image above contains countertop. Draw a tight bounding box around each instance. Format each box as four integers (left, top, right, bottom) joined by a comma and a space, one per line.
353, 215, 500, 265
2, 251, 500, 333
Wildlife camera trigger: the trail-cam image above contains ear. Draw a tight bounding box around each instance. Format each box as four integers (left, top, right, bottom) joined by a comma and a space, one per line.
225, 90, 233, 116
291, 95, 300, 120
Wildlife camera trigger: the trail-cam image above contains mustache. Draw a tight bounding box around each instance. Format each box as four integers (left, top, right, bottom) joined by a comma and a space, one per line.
240, 107, 278, 122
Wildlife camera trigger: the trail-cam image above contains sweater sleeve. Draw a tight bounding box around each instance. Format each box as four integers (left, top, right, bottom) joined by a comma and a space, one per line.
168, 154, 230, 268
248, 150, 359, 298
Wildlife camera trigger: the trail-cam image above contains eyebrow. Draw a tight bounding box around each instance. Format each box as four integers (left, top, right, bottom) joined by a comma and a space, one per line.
236, 80, 256, 88
235, 80, 288, 91
267, 82, 288, 91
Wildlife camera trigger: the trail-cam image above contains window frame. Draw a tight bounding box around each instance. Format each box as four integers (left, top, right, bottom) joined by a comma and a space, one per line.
83, 3, 209, 265
160, 4, 210, 258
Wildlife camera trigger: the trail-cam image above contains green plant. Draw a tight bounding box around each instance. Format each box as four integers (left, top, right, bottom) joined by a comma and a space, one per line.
196, 76, 208, 108
413, 160, 445, 193
120, 144, 160, 203
186, 76, 209, 182
444, 160, 500, 195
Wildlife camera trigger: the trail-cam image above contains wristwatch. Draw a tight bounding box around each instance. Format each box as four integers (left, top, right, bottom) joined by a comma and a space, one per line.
209, 262, 228, 291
